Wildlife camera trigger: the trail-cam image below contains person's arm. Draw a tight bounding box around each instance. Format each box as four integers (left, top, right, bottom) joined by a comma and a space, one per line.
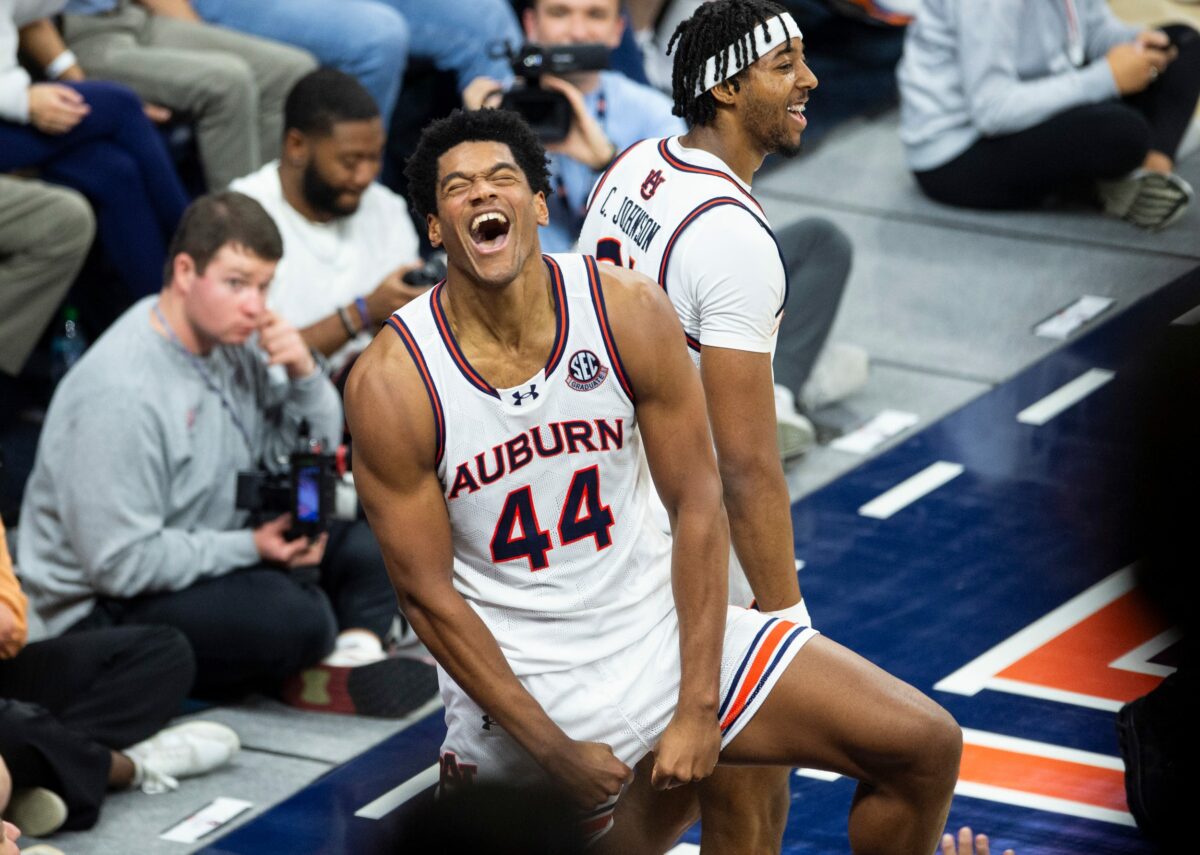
598, 264, 729, 790
135, 0, 202, 23
299, 263, 426, 358
1, 12, 33, 123
957, 0, 1123, 136
17, 18, 83, 81
255, 310, 343, 454
345, 328, 632, 808
1081, 0, 1141, 60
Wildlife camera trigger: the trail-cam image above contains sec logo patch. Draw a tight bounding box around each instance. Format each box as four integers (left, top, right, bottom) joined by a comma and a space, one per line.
566, 349, 609, 392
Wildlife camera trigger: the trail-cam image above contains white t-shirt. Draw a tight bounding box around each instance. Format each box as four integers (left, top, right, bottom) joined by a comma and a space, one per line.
229, 162, 420, 367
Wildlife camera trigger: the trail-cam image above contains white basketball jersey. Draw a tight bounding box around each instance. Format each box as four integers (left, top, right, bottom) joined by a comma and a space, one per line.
386, 254, 675, 676
578, 135, 788, 366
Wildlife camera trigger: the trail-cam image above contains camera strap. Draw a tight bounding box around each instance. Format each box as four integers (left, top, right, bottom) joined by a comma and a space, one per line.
153, 301, 256, 456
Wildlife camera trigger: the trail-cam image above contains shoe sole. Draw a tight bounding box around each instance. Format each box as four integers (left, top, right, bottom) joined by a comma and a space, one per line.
777, 420, 816, 460
282, 657, 440, 719
7, 788, 68, 838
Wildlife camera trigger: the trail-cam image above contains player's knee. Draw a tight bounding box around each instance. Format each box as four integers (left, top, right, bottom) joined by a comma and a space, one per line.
911, 702, 963, 789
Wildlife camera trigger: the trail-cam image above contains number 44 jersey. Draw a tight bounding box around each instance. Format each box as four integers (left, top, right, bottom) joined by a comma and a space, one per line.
385, 253, 675, 677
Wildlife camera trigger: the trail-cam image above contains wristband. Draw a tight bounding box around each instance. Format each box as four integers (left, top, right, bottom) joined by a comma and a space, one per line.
46, 49, 78, 80
336, 305, 357, 337
764, 597, 812, 629
354, 296, 373, 330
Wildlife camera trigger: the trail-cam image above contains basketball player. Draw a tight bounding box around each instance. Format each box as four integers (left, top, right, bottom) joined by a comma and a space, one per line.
578, 1, 835, 849
345, 108, 961, 853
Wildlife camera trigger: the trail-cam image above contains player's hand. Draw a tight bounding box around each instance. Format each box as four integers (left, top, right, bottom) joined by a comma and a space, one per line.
365, 263, 429, 323
253, 515, 328, 568
258, 310, 316, 379
143, 102, 173, 123
27, 83, 89, 134
650, 708, 720, 790
547, 740, 632, 808
1107, 41, 1171, 95
941, 826, 1015, 855
463, 76, 505, 110
1, 819, 22, 855
540, 75, 616, 170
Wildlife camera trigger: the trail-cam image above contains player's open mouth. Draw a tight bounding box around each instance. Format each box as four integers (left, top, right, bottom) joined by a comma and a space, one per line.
469, 211, 511, 253
787, 101, 807, 128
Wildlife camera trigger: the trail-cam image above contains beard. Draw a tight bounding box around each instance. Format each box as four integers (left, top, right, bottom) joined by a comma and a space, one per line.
302, 161, 360, 218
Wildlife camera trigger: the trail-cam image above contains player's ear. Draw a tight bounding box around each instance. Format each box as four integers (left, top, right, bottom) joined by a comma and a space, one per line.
534, 191, 549, 227
710, 78, 740, 107
427, 214, 443, 248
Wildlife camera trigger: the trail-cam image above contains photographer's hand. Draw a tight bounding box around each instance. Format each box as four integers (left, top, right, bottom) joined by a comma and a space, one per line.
253, 515, 329, 568
463, 76, 506, 110
259, 310, 316, 379
541, 75, 616, 170
365, 262, 428, 323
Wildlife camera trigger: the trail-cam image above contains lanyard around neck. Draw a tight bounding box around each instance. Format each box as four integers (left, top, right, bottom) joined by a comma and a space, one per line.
153, 302, 255, 455
1064, 0, 1085, 67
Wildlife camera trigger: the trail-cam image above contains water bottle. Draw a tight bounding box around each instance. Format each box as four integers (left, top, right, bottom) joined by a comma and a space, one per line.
50, 306, 87, 386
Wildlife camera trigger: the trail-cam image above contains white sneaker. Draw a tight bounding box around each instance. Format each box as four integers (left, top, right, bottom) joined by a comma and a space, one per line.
774, 384, 817, 460
323, 629, 386, 667
1098, 169, 1193, 231
125, 721, 240, 794
799, 343, 870, 411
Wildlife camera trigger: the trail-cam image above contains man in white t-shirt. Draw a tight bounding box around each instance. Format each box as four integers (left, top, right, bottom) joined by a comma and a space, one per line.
230, 68, 424, 372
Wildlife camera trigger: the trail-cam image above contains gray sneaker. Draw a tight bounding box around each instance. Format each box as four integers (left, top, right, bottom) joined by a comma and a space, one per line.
6, 787, 67, 838
774, 384, 817, 460
1098, 170, 1193, 231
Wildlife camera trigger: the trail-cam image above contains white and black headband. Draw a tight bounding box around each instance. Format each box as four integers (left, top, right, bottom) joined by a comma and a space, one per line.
695, 12, 803, 96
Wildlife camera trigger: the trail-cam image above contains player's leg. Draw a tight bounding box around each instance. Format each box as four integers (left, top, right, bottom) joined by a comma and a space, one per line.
594, 755, 695, 855
721, 635, 961, 855
697, 766, 790, 854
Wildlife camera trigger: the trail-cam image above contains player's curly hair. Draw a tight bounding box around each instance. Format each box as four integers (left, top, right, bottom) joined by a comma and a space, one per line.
404, 109, 552, 222
668, 0, 790, 127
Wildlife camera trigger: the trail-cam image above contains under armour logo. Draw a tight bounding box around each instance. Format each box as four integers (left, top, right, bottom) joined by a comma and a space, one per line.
640, 169, 666, 200
511, 384, 539, 406
481, 714, 496, 731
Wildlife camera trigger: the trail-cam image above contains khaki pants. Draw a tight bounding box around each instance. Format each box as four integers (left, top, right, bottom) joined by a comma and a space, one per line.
0, 177, 94, 376
63, 3, 316, 189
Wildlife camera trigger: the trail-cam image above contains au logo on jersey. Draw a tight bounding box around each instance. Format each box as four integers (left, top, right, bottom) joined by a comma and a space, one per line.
640, 169, 666, 200
566, 349, 609, 392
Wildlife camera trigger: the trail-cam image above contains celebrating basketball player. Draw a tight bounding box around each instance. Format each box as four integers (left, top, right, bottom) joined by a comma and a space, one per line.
345, 107, 961, 853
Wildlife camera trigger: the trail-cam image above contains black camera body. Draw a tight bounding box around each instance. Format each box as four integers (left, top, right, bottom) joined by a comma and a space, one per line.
402, 252, 448, 287
500, 43, 610, 143
236, 449, 344, 539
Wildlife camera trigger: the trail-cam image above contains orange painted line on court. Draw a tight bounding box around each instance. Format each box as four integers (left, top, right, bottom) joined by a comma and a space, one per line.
996, 589, 1169, 702
959, 744, 1127, 813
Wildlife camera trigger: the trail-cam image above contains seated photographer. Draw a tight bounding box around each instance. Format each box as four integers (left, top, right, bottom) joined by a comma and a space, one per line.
230, 68, 425, 373
16, 192, 407, 710
464, 0, 685, 251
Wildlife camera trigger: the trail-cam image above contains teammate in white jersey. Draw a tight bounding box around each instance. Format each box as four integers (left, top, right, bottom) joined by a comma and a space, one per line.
346, 108, 961, 853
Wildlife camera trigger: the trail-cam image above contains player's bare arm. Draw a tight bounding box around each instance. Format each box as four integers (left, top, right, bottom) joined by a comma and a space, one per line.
345, 335, 631, 807
701, 345, 802, 611
597, 263, 728, 790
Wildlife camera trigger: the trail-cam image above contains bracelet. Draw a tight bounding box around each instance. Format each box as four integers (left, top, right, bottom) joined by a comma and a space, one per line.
336, 305, 357, 338
45, 49, 78, 80
354, 296, 373, 329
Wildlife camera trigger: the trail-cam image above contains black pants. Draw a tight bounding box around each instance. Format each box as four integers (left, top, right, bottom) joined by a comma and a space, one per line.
916, 24, 1200, 210
0, 625, 193, 830
69, 518, 397, 700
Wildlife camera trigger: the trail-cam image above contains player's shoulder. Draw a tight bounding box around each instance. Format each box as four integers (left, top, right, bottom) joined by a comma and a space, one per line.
592, 259, 677, 325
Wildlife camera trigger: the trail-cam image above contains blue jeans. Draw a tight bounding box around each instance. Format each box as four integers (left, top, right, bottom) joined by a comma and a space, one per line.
0, 81, 189, 300
190, 0, 521, 125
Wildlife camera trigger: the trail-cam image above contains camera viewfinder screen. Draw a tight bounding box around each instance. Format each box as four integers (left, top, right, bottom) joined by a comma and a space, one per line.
295, 466, 321, 523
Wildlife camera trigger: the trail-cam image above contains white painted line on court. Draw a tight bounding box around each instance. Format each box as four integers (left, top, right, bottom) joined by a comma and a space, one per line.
355, 763, 440, 819
1016, 369, 1115, 426
667, 844, 701, 855
953, 781, 1135, 827
1172, 304, 1200, 326
795, 768, 842, 781
961, 729, 1124, 770
981, 677, 1124, 712
1109, 628, 1181, 678
935, 567, 1134, 696
858, 461, 964, 520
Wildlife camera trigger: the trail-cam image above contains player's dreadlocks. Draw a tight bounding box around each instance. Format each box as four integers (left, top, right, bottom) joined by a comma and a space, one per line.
667, 0, 790, 127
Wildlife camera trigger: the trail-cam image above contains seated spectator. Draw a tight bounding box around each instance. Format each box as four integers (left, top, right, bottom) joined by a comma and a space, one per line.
15, 192, 412, 711
1, 516, 238, 837
897, 0, 1200, 229
230, 69, 422, 372
2, 3, 189, 301
0, 177, 94, 396
52, 0, 315, 191
186, 0, 521, 127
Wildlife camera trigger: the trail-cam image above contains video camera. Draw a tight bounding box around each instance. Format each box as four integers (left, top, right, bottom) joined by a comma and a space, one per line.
500, 43, 610, 143
235, 423, 356, 539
